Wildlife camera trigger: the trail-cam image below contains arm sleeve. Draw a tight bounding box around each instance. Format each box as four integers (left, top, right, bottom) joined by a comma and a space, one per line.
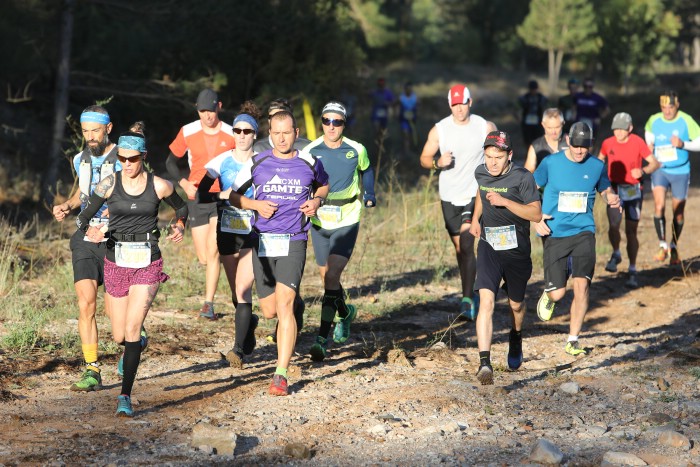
361, 167, 376, 198
682, 136, 700, 152
75, 192, 105, 232
162, 191, 188, 226
195, 174, 219, 203
166, 152, 187, 181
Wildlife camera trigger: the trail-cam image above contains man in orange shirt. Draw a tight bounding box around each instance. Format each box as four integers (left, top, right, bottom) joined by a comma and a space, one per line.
166, 89, 236, 319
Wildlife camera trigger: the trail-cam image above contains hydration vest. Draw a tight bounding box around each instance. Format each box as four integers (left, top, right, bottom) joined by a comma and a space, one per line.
78, 145, 118, 201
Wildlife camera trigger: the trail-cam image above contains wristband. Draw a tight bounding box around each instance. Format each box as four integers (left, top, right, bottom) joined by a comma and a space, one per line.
314, 196, 326, 207
432, 159, 439, 170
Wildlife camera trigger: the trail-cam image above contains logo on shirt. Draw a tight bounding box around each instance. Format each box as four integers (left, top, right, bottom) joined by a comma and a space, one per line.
480, 185, 508, 193
345, 151, 356, 159
220, 141, 228, 147
263, 175, 304, 194
130, 203, 137, 209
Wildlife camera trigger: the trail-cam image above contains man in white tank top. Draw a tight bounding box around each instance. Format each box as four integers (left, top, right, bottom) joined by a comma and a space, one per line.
420, 84, 497, 320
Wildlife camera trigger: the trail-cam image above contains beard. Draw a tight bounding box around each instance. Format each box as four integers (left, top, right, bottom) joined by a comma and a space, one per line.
87, 135, 110, 157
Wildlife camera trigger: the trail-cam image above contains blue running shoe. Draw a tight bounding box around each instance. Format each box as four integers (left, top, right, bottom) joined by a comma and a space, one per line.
117, 353, 124, 378
333, 304, 357, 344
507, 329, 523, 370
458, 297, 477, 321
116, 395, 133, 417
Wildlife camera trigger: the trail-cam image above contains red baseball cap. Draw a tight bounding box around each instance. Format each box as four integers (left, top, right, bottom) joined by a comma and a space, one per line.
448, 84, 471, 106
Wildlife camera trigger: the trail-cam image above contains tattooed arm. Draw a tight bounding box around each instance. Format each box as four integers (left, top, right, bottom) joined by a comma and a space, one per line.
75, 174, 116, 234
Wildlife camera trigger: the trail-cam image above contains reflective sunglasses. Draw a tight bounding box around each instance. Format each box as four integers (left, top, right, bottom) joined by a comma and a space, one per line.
117, 154, 142, 163
233, 128, 255, 135
321, 117, 345, 128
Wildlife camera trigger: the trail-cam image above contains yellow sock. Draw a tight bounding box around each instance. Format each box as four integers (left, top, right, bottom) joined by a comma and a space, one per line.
82, 343, 99, 372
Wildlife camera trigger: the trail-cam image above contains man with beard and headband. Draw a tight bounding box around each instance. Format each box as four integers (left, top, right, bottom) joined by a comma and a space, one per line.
52, 105, 121, 392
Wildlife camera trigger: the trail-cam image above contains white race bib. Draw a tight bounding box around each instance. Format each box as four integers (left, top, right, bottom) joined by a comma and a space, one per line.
402, 110, 414, 120
84, 217, 109, 242
375, 108, 387, 118
617, 183, 641, 201
221, 207, 253, 234
484, 225, 518, 251
655, 145, 678, 163
115, 242, 151, 268
558, 191, 587, 213
317, 205, 342, 224
524, 114, 539, 125
258, 233, 291, 258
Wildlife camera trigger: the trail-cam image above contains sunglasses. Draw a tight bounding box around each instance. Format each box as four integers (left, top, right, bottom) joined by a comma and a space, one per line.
321, 117, 345, 128
117, 154, 142, 163
233, 128, 255, 135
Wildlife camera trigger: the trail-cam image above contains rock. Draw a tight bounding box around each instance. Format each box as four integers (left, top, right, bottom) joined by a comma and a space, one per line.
198, 445, 214, 455
387, 349, 412, 367
283, 443, 311, 459
657, 431, 691, 450
601, 451, 647, 466
368, 424, 390, 435
682, 401, 700, 413
585, 424, 608, 436
191, 422, 237, 457
441, 421, 461, 434
657, 377, 670, 391
559, 382, 580, 395
529, 438, 564, 465
620, 393, 636, 401
644, 413, 673, 425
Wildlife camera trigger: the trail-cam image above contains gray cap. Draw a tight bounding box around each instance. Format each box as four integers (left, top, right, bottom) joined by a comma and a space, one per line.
569, 122, 593, 147
321, 101, 347, 119
611, 112, 632, 130
196, 89, 219, 111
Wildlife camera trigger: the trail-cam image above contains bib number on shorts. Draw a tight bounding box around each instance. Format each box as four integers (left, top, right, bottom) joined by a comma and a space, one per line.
558, 191, 587, 213
525, 114, 539, 125
83, 217, 109, 242
485, 225, 518, 251
258, 233, 291, 258
221, 207, 253, 234
617, 183, 641, 201
317, 205, 342, 224
655, 145, 678, 163
115, 242, 151, 268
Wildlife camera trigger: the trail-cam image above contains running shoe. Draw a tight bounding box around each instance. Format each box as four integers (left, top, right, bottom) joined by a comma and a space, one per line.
309, 336, 328, 362
333, 304, 357, 344
536, 290, 556, 321
604, 252, 622, 273
265, 329, 277, 344
268, 374, 289, 396
226, 347, 244, 369
653, 245, 668, 262
199, 302, 217, 320
70, 368, 102, 392
116, 395, 134, 417
476, 364, 494, 385
564, 340, 588, 356
242, 314, 259, 355
625, 271, 639, 289
458, 297, 477, 321
118, 353, 124, 378
670, 247, 681, 265
507, 329, 523, 370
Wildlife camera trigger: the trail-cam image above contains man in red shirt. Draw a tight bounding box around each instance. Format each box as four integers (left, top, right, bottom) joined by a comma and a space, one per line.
598, 112, 659, 288
166, 89, 236, 319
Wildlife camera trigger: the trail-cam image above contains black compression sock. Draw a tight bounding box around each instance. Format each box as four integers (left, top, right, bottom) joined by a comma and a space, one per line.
672, 218, 684, 242
654, 216, 666, 242
120, 340, 142, 396
234, 303, 253, 351
479, 351, 491, 367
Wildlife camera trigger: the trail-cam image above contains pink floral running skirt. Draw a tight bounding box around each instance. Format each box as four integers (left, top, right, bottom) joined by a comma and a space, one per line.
104, 257, 169, 298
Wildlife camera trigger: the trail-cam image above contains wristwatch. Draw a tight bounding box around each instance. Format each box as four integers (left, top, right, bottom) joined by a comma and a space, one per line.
314, 196, 326, 207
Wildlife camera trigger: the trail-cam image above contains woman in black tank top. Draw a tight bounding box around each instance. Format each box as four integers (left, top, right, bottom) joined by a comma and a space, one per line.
76, 123, 188, 417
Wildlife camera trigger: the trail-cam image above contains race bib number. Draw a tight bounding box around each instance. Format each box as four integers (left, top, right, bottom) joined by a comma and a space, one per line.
402, 110, 414, 120
84, 217, 109, 242
258, 233, 291, 258
317, 205, 342, 224
485, 225, 518, 251
115, 242, 151, 269
655, 145, 678, 163
558, 191, 587, 213
375, 108, 387, 118
221, 207, 252, 234
617, 183, 641, 201
524, 113, 539, 125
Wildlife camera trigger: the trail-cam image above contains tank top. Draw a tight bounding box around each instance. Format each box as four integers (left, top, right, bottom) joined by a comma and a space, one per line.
107, 172, 161, 262
531, 135, 568, 168
435, 114, 489, 205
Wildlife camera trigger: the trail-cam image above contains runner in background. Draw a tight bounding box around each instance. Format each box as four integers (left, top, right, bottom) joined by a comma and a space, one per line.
599, 112, 659, 288
166, 89, 235, 320
518, 80, 547, 148
524, 108, 568, 173
398, 82, 418, 155
574, 77, 609, 136
558, 78, 579, 134
644, 90, 700, 265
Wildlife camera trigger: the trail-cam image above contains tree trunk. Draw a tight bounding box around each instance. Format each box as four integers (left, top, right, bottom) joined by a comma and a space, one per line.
42, 0, 74, 207
548, 48, 556, 97
693, 36, 700, 71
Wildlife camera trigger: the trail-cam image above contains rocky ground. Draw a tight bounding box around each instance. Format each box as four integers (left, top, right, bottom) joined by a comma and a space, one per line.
2, 200, 700, 465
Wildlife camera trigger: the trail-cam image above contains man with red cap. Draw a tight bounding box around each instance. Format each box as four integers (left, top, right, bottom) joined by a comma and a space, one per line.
420, 84, 497, 320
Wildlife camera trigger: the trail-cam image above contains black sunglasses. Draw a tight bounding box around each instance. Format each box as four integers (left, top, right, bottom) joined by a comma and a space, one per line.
117, 154, 142, 163
233, 128, 255, 135
321, 117, 345, 128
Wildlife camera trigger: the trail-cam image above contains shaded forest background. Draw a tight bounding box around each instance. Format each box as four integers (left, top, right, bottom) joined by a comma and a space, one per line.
1, 0, 699, 213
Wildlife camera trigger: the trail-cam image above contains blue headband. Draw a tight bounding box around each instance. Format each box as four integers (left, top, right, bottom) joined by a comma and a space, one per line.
80, 111, 110, 125
233, 114, 258, 134
118, 135, 146, 152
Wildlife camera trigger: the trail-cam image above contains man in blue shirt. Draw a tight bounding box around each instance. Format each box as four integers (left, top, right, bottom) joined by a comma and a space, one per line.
533, 122, 620, 357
